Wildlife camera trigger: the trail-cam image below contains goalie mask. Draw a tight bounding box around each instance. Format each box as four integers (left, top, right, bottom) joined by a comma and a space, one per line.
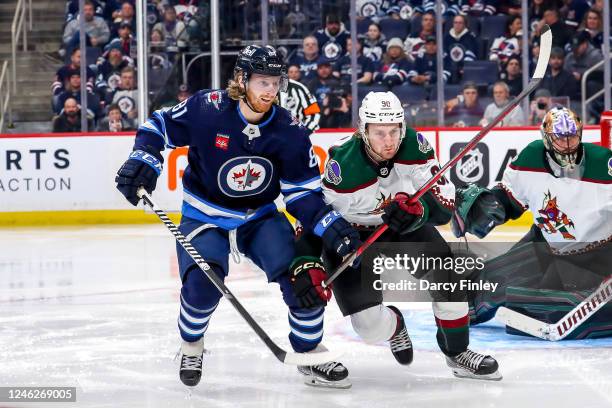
358, 91, 406, 161
540, 106, 583, 168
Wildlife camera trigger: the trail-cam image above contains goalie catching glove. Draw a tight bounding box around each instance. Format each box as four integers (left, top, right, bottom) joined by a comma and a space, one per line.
382, 193, 428, 235
451, 184, 506, 238
289, 256, 332, 308
115, 146, 163, 206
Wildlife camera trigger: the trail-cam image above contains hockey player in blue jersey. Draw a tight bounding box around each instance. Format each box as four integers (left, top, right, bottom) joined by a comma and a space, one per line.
115, 45, 361, 388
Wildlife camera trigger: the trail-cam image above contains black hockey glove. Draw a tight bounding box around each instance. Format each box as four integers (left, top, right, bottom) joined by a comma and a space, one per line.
313, 206, 361, 263
289, 256, 332, 308
115, 146, 163, 206
451, 184, 506, 238
382, 193, 428, 235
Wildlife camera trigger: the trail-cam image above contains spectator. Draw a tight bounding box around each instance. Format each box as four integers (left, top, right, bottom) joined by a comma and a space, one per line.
96, 103, 135, 131
96, 44, 133, 102
372, 37, 412, 87
528, 0, 556, 29
159, 84, 192, 108
52, 48, 95, 96
63, 0, 110, 50
580, 9, 606, 49
409, 35, 451, 86
289, 36, 320, 81
528, 88, 552, 125
152, 6, 189, 53
480, 81, 525, 126
565, 0, 592, 30
362, 23, 387, 62
110, 1, 136, 36
564, 31, 603, 82
459, 0, 497, 16
149, 28, 165, 53
65, 0, 104, 22
500, 55, 523, 96
540, 47, 579, 100
443, 15, 478, 80
445, 82, 484, 127
333, 38, 374, 85
52, 97, 93, 132
414, 1, 460, 18
405, 11, 436, 60
111, 66, 138, 120
314, 14, 349, 61
306, 57, 344, 128
489, 16, 522, 66
105, 22, 134, 57
53, 70, 100, 118
287, 64, 301, 81
533, 8, 572, 50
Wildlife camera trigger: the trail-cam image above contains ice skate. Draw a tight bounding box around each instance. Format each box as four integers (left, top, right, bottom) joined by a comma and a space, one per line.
297, 345, 351, 388
445, 349, 502, 381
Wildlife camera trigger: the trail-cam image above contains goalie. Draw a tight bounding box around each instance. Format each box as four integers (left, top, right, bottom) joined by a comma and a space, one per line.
452, 106, 612, 339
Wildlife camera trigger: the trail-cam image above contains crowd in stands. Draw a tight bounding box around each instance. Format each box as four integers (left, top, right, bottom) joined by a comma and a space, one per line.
52, 0, 200, 132
52, 0, 612, 132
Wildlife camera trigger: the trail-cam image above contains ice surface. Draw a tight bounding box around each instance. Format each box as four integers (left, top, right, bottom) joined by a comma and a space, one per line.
1, 225, 610, 408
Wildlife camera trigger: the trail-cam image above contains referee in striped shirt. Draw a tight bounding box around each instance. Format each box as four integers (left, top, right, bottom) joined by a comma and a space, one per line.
279, 64, 321, 132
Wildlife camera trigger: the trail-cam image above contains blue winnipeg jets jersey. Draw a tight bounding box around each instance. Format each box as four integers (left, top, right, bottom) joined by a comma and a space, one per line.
135, 90, 326, 230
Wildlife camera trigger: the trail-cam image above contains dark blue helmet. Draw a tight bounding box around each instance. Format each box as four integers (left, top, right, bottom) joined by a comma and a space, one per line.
234, 45, 288, 91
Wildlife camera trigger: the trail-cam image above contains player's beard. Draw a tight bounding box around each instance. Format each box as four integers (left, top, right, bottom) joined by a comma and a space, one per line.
245, 92, 274, 113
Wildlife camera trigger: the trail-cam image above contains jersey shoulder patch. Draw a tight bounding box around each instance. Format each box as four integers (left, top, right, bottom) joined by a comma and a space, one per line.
395, 128, 435, 163
582, 143, 612, 183
324, 137, 377, 191
198, 89, 231, 112
510, 140, 546, 170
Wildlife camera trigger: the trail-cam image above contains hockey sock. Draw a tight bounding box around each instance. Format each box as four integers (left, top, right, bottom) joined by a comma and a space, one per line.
288, 307, 324, 353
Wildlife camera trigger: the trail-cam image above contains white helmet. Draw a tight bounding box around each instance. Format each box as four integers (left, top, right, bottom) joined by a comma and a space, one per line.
358, 91, 405, 142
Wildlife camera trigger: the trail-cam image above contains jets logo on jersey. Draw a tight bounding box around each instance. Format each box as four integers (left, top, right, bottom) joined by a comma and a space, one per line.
449, 45, 466, 62
535, 191, 576, 240
117, 95, 135, 115
218, 156, 273, 197
322, 41, 341, 60
215, 134, 230, 150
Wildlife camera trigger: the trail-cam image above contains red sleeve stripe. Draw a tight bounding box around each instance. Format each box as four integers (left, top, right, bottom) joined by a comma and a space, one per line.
325, 177, 377, 193
435, 315, 470, 329
508, 163, 548, 173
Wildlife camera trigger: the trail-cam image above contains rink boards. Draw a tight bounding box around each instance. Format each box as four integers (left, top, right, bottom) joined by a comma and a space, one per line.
0, 126, 604, 225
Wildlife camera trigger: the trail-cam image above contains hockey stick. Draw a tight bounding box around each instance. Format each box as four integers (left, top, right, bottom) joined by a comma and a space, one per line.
137, 188, 340, 366
323, 25, 553, 288
496, 276, 612, 341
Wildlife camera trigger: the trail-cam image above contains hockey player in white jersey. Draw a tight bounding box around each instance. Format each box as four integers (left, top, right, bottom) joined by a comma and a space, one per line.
302, 91, 501, 379
453, 106, 612, 338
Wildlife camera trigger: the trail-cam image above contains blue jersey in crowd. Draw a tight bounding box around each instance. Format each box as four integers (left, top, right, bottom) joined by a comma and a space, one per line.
135, 89, 326, 231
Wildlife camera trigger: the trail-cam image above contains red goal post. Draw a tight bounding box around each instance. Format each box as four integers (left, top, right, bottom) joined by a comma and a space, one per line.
602, 110, 612, 149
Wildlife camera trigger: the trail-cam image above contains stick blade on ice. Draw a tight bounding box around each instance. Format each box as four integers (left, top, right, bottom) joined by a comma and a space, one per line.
496, 307, 552, 340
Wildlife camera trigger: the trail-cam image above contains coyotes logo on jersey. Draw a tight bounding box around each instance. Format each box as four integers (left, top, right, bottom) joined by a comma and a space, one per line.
536, 191, 576, 240
367, 192, 393, 215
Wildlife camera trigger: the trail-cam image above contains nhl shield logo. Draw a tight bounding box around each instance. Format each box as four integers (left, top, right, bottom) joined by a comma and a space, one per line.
218, 156, 273, 197
457, 148, 484, 183
449, 142, 490, 187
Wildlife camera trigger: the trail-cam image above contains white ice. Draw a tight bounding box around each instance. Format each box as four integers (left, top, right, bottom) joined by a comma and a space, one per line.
1, 225, 611, 408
